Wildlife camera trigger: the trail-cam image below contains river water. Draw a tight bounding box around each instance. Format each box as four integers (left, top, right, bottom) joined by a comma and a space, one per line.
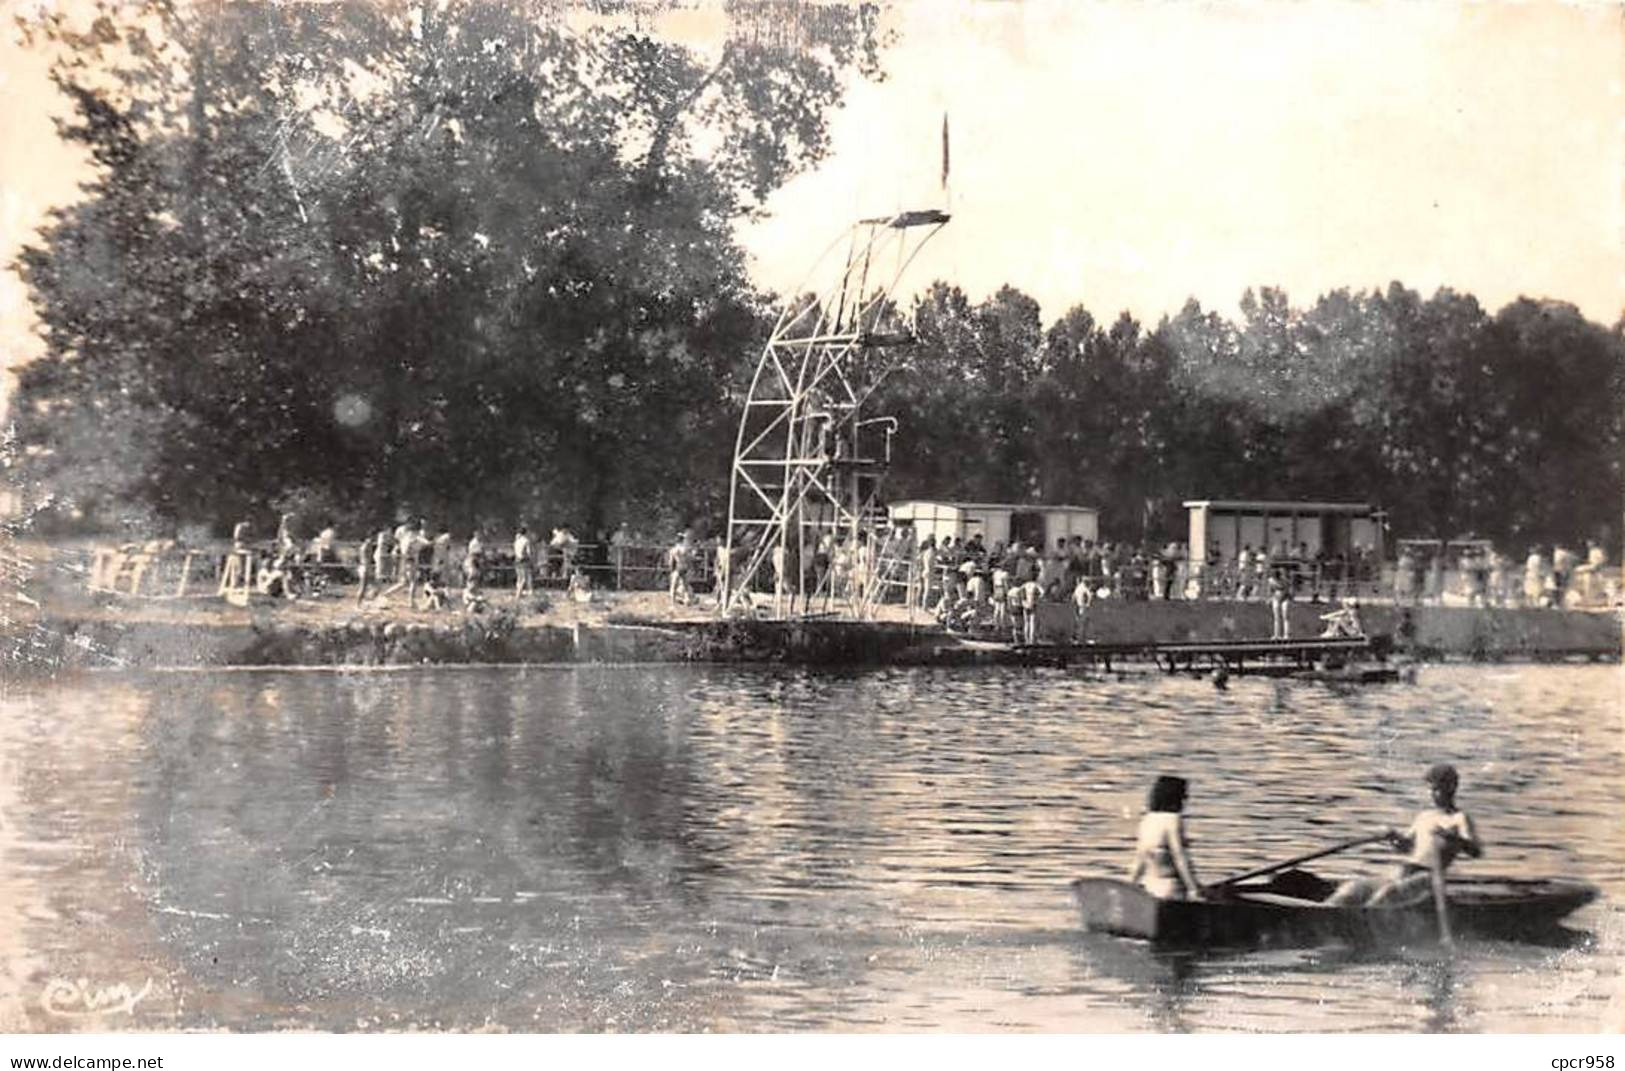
1, 663, 1619, 1032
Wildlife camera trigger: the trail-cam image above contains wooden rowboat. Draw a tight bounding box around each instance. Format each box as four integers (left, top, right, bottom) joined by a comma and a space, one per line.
1071, 870, 1599, 948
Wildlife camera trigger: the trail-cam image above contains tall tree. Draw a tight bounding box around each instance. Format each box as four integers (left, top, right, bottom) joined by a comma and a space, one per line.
13, 0, 889, 536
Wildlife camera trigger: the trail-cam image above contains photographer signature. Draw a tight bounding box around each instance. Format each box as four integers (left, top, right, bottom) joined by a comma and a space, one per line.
39, 977, 152, 1019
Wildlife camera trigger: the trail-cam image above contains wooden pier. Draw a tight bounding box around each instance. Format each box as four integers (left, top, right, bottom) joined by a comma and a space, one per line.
1006, 635, 1391, 675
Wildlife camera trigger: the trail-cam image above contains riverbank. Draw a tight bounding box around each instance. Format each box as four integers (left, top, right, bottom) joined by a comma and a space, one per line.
4, 587, 1617, 673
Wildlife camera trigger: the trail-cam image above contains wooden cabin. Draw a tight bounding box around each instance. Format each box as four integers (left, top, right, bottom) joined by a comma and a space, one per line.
888, 500, 1100, 549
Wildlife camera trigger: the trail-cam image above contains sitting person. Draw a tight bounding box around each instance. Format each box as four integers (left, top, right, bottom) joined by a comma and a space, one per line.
567, 569, 594, 604
1329, 763, 1483, 906
1319, 597, 1365, 638
257, 548, 297, 599
421, 571, 447, 610
940, 593, 978, 632
1128, 775, 1207, 901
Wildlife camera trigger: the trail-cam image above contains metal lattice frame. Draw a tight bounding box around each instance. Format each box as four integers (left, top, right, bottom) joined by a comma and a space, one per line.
722, 209, 949, 618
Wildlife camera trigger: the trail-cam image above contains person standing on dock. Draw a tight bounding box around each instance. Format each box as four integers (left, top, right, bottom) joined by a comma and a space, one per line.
853, 532, 873, 604
432, 526, 453, 591
1575, 541, 1610, 605
463, 529, 484, 608
771, 540, 788, 605
1046, 539, 1069, 600
991, 556, 1012, 633
1268, 567, 1291, 639
407, 520, 431, 607
370, 525, 393, 592
1551, 544, 1576, 607
1017, 574, 1042, 645
936, 536, 961, 614
813, 530, 835, 611
355, 532, 376, 606
384, 519, 414, 597
1064, 536, 1085, 595
513, 524, 535, 602
916, 536, 937, 612
1394, 544, 1417, 605
667, 530, 693, 606
831, 535, 853, 605
1523, 547, 1547, 607
1488, 551, 1509, 608
1071, 572, 1094, 642
712, 538, 730, 610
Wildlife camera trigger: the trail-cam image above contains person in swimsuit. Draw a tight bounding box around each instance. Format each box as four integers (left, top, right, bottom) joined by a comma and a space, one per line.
462, 530, 485, 609
355, 532, 375, 606
1128, 775, 1206, 901
514, 525, 535, 602
1016, 576, 1043, 645
1329, 763, 1483, 905
666, 532, 689, 606
1268, 568, 1292, 639
1072, 573, 1094, 642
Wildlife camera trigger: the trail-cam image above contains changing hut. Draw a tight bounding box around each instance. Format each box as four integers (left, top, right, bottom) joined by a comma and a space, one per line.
889, 500, 1099, 548
1184, 500, 1385, 561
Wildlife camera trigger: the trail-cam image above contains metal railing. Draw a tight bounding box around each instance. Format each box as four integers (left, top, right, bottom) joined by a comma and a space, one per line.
79, 539, 1622, 611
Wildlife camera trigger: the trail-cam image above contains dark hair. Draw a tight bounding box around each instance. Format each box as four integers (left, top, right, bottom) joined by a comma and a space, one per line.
1148, 775, 1189, 813
1425, 763, 1459, 790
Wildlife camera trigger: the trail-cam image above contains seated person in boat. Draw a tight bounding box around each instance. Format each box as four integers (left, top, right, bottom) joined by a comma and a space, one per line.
1129, 775, 1207, 901
1329, 763, 1482, 905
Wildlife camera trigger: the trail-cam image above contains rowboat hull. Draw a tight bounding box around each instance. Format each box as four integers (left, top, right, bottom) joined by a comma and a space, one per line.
1071, 874, 1599, 948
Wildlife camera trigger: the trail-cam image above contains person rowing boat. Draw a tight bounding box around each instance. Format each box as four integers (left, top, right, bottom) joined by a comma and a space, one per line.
1074, 763, 1597, 948
1128, 775, 1207, 901
1328, 762, 1483, 906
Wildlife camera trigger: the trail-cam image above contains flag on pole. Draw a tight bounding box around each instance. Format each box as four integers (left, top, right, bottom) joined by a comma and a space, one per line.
940, 113, 951, 189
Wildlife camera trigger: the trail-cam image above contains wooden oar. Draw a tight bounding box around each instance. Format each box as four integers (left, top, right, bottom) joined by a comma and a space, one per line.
1212, 833, 1391, 889
1428, 858, 1454, 945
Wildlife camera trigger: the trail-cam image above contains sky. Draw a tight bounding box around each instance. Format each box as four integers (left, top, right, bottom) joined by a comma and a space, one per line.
1, 0, 1622, 418
741, 1, 1625, 328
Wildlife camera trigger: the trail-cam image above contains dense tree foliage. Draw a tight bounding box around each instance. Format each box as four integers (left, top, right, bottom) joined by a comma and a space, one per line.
10, 2, 1621, 553
13, 0, 886, 536
880, 282, 1624, 550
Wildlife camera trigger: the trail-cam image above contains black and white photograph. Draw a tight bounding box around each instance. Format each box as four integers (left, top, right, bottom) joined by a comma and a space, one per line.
0, 0, 1621, 1043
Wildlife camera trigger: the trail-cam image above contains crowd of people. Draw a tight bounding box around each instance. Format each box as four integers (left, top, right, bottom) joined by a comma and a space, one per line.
676, 525, 1616, 642
205, 514, 1617, 624
223, 514, 594, 612
1394, 541, 1614, 609
909, 535, 1376, 642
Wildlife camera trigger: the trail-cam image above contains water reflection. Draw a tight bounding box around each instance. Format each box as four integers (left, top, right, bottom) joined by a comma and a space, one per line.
0, 664, 1619, 1032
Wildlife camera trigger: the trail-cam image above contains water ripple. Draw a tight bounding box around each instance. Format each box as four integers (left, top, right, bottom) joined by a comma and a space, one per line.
0, 663, 1618, 1032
